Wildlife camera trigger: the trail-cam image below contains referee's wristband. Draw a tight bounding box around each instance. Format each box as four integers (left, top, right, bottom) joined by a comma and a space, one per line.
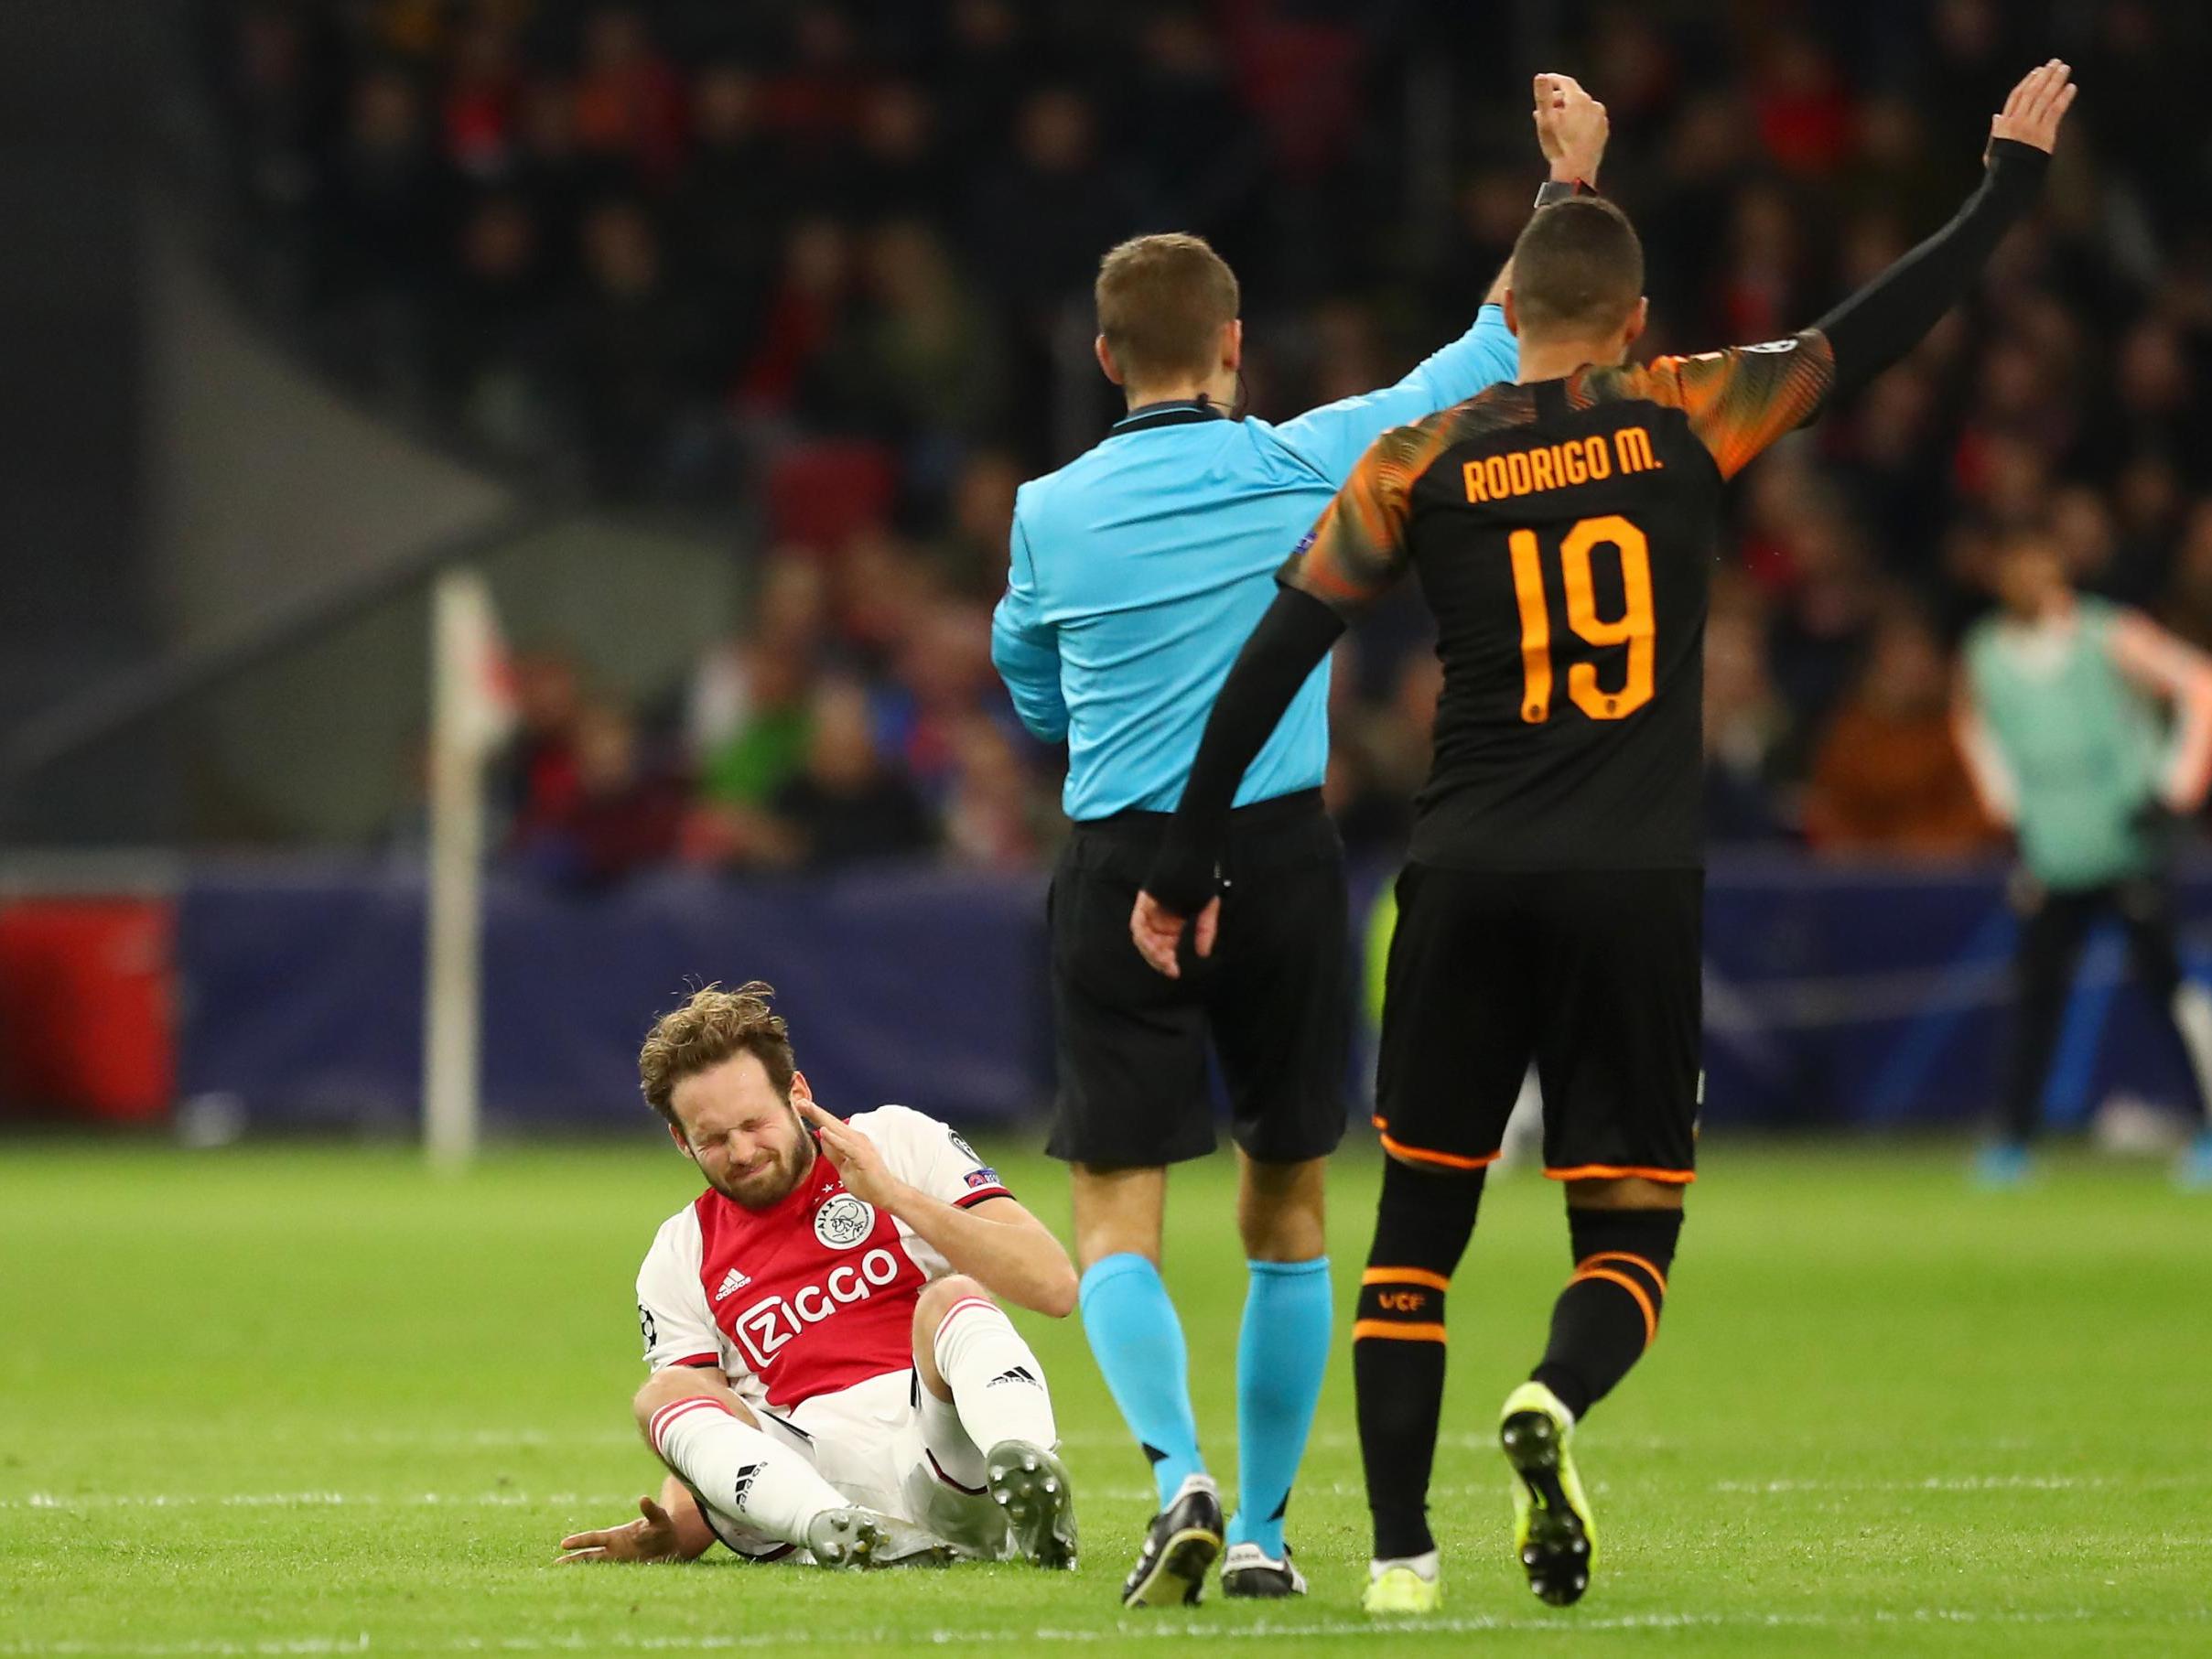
1535, 177, 1596, 209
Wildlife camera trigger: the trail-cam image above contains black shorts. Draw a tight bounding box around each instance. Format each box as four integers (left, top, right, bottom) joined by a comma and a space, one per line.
1375, 863, 1701, 1184
1046, 790, 1352, 1168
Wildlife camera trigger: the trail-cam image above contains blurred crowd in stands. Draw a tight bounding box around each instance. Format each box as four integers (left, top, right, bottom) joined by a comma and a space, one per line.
200, 0, 2212, 884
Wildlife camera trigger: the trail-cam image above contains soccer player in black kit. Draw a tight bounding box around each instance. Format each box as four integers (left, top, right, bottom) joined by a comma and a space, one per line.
1129, 61, 2077, 1616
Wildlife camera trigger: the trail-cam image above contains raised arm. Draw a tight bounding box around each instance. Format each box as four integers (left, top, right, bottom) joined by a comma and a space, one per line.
1640, 62, 2074, 487
1271, 74, 1610, 482
1814, 61, 2075, 404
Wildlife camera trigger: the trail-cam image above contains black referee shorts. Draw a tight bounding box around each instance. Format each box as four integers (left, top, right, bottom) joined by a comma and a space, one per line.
1045, 789, 1352, 1169
1375, 863, 1701, 1184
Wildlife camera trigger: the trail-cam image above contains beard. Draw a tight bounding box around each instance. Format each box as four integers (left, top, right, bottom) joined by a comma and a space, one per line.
706, 1110, 815, 1210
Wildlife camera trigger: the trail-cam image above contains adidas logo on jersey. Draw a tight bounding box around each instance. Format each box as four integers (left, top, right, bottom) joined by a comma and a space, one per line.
714, 1267, 751, 1303
987, 1365, 1039, 1388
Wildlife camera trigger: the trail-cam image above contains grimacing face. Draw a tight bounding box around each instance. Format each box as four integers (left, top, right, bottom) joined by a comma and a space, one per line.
667, 1050, 817, 1210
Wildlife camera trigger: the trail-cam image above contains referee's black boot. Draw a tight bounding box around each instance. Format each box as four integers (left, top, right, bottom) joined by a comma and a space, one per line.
1119, 1474, 1224, 1607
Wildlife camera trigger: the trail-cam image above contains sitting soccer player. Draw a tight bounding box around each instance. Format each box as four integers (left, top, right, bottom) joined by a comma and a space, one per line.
556, 982, 1080, 1569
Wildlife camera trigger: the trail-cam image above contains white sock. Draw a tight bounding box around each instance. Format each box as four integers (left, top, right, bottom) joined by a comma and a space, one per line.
933, 1293, 1058, 1453
914, 1380, 990, 1492
646, 1394, 847, 1546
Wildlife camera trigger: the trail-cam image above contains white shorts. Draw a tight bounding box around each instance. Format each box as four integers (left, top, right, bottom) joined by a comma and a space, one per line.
707, 1369, 1010, 1563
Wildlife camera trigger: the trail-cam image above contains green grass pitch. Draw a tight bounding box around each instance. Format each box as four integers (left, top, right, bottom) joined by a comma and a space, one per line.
4, 1137, 2209, 1656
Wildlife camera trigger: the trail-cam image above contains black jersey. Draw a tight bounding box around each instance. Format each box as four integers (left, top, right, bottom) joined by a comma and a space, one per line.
1281, 331, 1835, 871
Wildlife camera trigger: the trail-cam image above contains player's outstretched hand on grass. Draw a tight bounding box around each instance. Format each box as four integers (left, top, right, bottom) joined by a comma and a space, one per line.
556, 1495, 682, 1565
1533, 72, 1608, 186
1989, 59, 2076, 159
1129, 890, 1219, 980
796, 1096, 902, 1208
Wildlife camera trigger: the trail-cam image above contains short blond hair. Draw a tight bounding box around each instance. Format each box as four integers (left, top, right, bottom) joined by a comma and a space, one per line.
1095, 232, 1239, 383
638, 981, 796, 1126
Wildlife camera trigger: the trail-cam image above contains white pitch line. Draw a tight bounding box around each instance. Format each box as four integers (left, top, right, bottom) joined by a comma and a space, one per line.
2, 1605, 2206, 1657
1710, 1473, 2210, 1494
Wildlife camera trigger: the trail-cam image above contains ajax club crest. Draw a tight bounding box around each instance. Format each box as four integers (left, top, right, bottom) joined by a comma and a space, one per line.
813, 1193, 876, 1250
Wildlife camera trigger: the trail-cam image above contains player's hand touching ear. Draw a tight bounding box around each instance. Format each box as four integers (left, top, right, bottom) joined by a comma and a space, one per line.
556, 1494, 680, 1564
1989, 59, 2076, 158
1533, 72, 1608, 186
795, 1097, 899, 1207
1130, 890, 1220, 979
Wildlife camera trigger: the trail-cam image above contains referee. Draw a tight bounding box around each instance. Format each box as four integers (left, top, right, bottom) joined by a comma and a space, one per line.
991, 78, 1609, 1608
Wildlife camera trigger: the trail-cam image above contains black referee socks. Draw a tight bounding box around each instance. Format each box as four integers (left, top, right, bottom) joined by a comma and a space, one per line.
1354, 1158, 1484, 1560
1530, 1207, 1683, 1421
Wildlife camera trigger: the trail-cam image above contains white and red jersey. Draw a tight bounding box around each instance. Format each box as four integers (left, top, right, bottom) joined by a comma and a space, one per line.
635, 1105, 1013, 1412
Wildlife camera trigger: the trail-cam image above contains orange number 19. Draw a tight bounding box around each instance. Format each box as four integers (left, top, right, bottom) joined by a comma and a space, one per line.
1505, 514, 1655, 724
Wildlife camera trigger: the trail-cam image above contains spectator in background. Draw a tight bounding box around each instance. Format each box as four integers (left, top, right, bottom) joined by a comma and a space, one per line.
877, 600, 1001, 803
737, 218, 853, 422
967, 86, 1138, 434
827, 221, 1004, 451
830, 526, 938, 676
847, 82, 952, 226
2160, 499, 2212, 653
1704, 601, 1796, 844
675, 64, 783, 342
511, 73, 595, 263
1830, 364, 1947, 571
564, 200, 710, 495
434, 193, 556, 453
511, 702, 687, 890
439, 15, 523, 184
316, 67, 439, 390
1750, 465, 1886, 729
692, 639, 815, 813
1753, 31, 1852, 178
771, 680, 934, 867
926, 449, 1020, 600
571, 6, 686, 189
679, 556, 831, 869
495, 647, 587, 851
1802, 604, 1995, 857
942, 712, 1049, 868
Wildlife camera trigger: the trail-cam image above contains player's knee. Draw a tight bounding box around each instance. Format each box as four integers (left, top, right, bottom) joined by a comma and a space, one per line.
631, 1367, 747, 1436
1237, 1154, 1327, 1261
914, 1274, 990, 1341
1383, 1146, 1482, 1177
1070, 1164, 1166, 1271
1564, 1175, 1686, 1211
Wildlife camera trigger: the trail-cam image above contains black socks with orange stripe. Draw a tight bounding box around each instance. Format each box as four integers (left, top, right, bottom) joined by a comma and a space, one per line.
1354, 1158, 1485, 1560
1529, 1208, 1683, 1420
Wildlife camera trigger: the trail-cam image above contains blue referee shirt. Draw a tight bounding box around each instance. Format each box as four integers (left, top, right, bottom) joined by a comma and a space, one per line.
991, 307, 1520, 821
